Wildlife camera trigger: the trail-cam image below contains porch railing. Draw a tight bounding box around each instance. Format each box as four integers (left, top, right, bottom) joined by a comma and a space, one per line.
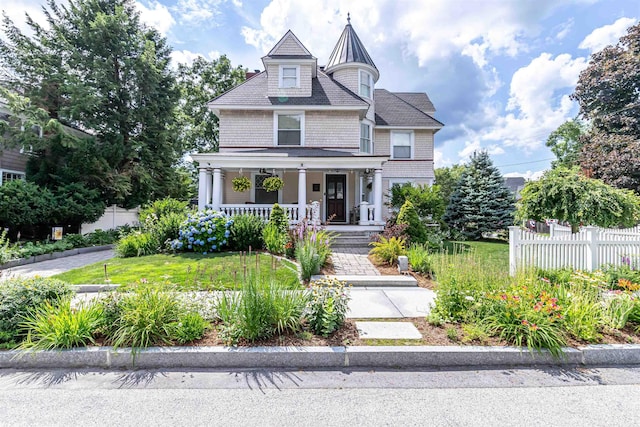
219, 202, 320, 224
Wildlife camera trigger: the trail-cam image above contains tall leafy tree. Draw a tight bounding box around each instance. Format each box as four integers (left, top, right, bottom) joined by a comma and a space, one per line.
546, 119, 586, 169
572, 22, 640, 193
517, 167, 640, 233
175, 55, 246, 153
434, 164, 466, 205
443, 151, 514, 240
0, 0, 181, 207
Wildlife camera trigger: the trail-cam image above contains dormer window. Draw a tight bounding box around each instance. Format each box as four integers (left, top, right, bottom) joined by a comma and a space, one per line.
279, 65, 300, 88
359, 70, 372, 98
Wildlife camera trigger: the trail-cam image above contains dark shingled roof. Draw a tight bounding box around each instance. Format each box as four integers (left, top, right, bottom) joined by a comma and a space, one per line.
325, 22, 377, 72
209, 71, 369, 108
241, 147, 386, 157
374, 89, 443, 128
393, 92, 436, 113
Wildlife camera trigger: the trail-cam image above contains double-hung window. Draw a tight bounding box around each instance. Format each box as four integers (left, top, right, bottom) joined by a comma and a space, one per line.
360, 123, 372, 154
279, 65, 299, 88
276, 113, 303, 146
1, 170, 25, 186
391, 131, 413, 159
359, 70, 372, 98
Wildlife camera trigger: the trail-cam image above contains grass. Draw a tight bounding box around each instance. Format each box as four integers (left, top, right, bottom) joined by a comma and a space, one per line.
437, 239, 509, 271
52, 252, 301, 290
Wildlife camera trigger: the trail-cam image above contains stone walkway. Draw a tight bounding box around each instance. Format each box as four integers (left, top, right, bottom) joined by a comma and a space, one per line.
1, 250, 116, 279
330, 247, 380, 276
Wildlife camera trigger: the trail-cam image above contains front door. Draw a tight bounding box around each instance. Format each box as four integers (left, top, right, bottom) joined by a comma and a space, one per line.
326, 174, 346, 222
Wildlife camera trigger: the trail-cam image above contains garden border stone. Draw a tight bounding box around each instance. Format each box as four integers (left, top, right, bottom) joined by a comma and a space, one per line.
0, 345, 636, 370
0, 245, 114, 270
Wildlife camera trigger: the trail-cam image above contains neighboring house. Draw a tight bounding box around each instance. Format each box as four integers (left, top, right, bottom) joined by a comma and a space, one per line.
192, 18, 443, 227
504, 177, 526, 201
0, 101, 28, 186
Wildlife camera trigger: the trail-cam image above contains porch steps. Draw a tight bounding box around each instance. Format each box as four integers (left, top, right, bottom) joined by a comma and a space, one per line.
331, 231, 375, 248
311, 275, 417, 287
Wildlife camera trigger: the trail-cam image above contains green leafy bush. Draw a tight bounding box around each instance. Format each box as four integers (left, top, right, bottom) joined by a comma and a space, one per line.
229, 214, 265, 251
84, 229, 121, 245
269, 203, 289, 234
0, 229, 18, 263
172, 311, 210, 344
407, 243, 432, 275
115, 232, 159, 257
0, 277, 73, 344
171, 210, 232, 254
150, 212, 186, 250
215, 275, 306, 344
396, 199, 428, 243
602, 293, 636, 330
305, 278, 350, 336
262, 222, 287, 255
369, 236, 406, 266
388, 182, 446, 222
19, 300, 102, 350
558, 283, 602, 342
139, 197, 189, 225
62, 233, 88, 248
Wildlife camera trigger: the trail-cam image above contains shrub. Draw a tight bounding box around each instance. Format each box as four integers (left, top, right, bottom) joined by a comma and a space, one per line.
139, 197, 188, 225
269, 203, 289, 233
602, 293, 636, 330
558, 283, 602, 342
397, 200, 428, 243
105, 287, 206, 350
150, 212, 186, 250
369, 236, 406, 266
19, 300, 102, 350
0, 277, 73, 344
229, 214, 265, 251
536, 268, 574, 286
375, 221, 409, 242
62, 233, 88, 248
84, 229, 121, 245
388, 182, 446, 222
296, 240, 321, 282
172, 209, 232, 254
172, 311, 210, 344
603, 264, 640, 290
0, 229, 18, 264
215, 275, 306, 344
305, 278, 350, 336
461, 323, 490, 344
407, 243, 432, 275
262, 222, 287, 255
115, 232, 159, 257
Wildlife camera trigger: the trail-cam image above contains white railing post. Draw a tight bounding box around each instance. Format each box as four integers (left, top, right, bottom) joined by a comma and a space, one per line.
549, 223, 555, 238
311, 201, 320, 225
584, 226, 599, 271
359, 201, 369, 225
373, 169, 383, 224
297, 168, 307, 222
509, 226, 520, 276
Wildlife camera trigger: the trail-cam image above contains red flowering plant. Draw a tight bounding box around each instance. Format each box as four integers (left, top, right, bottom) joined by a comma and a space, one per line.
486, 276, 566, 357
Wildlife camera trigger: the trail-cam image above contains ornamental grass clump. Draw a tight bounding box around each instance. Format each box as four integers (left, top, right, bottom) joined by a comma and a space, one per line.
369, 236, 406, 266
305, 278, 350, 337
172, 209, 233, 254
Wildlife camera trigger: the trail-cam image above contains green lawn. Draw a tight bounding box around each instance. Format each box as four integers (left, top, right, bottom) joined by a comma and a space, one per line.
53, 252, 301, 290
438, 239, 509, 272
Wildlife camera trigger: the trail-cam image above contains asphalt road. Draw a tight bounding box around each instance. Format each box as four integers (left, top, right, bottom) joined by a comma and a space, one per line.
1, 366, 639, 426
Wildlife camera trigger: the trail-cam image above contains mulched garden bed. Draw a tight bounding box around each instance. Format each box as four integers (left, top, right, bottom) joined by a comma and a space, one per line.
368, 255, 436, 289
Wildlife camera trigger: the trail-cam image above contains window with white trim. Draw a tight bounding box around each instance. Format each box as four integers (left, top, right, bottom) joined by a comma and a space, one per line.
360, 122, 372, 154
276, 113, 303, 146
391, 131, 413, 159
359, 70, 372, 98
279, 65, 299, 88
1, 170, 26, 186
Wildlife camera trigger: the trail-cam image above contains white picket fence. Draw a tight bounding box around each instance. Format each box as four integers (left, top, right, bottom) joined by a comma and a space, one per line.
509, 225, 640, 275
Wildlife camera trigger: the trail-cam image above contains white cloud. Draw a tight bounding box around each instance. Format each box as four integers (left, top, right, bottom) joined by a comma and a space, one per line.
434, 149, 452, 168
135, 1, 176, 35
458, 140, 505, 158
174, 0, 223, 24
0, 0, 48, 36
555, 18, 574, 40
504, 170, 545, 181
579, 17, 637, 53
170, 50, 221, 67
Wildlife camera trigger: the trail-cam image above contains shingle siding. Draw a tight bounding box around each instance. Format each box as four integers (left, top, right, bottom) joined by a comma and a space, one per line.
273, 37, 308, 55
0, 148, 28, 172
305, 111, 360, 149
374, 129, 434, 179
219, 110, 273, 148
266, 64, 312, 97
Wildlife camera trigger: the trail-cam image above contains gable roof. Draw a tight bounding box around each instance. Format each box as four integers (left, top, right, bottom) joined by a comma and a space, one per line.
374, 89, 443, 128
392, 92, 436, 113
266, 30, 313, 58
325, 20, 377, 75
208, 70, 369, 109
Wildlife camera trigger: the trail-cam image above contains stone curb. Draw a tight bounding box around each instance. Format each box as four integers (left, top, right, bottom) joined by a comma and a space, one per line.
0, 245, 114, 270
1, 345, 638, 370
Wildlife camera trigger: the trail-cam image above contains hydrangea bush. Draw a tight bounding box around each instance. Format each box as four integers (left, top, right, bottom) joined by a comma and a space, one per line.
172, 210, 233, 254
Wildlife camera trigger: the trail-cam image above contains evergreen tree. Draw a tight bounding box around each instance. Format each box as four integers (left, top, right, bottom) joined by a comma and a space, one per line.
0, 0, 181, 207
396, 200, 428, 243
443, 151, 515, 240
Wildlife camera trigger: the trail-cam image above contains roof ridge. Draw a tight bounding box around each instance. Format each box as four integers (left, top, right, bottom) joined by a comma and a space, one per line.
385, 90, 439, 121
207, 70, 265, 104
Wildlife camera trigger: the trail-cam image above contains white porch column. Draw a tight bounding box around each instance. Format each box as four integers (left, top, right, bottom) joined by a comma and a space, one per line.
359, 174, 364, 202
373, 168, 383, 224
197, 168, 208, 210
211, 168, 222, 211
297, 168, 307, 221
205, 168, 213, 207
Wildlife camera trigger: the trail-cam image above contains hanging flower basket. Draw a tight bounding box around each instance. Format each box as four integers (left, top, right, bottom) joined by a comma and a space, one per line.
263, 176, 284, 192
232, 176, 251, 192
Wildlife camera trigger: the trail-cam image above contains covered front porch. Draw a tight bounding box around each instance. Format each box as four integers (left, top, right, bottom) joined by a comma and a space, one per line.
191, 149, 388, 226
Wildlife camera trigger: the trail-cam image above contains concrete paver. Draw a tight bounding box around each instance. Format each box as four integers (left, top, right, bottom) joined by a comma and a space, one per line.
1, 250, 115, 279
330, 247, 380, 276
382, 288, 436, 317
356, 321, 423, 339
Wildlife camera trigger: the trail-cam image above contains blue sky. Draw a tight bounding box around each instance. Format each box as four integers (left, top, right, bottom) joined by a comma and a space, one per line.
4, 0, 639, 178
